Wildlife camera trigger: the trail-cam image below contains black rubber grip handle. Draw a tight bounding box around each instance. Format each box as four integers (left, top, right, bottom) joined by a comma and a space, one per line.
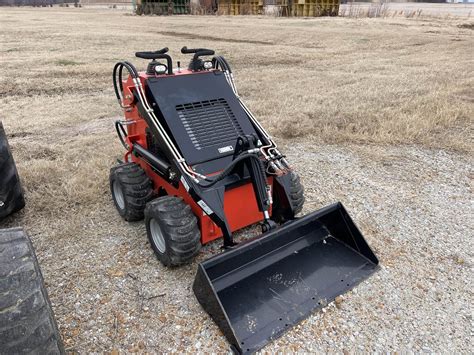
195, 49, 215, 57
135, 47, 169, 59
136, 53, 173, 75
181, 46, 215, 55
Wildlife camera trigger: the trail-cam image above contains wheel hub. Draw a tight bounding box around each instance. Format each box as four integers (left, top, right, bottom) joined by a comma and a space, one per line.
113, 180, 125, 210
150, 218, 166, 254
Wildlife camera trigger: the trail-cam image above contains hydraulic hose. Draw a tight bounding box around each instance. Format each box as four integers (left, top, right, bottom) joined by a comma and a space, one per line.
212, 56, 230, 73
113, 61, 139, 106
198, 153, 265, 187
123, 61, 139, 77
220, 56, 233, 73
115, 120, 128, 150
114, 60, 205, 181
113, 63, 124, 104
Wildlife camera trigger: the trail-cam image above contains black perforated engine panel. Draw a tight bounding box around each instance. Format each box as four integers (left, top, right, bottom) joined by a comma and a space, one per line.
146, 71, 258, 167
176, 98, 244, 151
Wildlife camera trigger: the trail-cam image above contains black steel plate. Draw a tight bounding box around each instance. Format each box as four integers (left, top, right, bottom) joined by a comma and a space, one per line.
218, 234, 376, 353
146, 72, 258, 167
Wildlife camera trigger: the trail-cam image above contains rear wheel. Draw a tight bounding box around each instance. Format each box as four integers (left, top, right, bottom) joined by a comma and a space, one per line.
145, 196, 201, 267
0, 121, 25, 221
110, 162, 153, 221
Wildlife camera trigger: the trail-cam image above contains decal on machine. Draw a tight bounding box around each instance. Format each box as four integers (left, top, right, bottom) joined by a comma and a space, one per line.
197, 200, 213, 215
218, 145, 234, 154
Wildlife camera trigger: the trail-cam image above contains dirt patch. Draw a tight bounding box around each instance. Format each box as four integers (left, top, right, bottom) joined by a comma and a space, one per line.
458, 23, 474, 30
28, 146, 58, 161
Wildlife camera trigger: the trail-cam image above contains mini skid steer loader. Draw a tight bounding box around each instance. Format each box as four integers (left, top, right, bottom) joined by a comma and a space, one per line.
110, 47, 379, 353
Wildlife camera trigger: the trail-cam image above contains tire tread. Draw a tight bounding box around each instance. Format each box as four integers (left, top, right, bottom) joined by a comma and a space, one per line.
110, 163, 153, 221
0, 228, 63, 354
145, 197, 201, 267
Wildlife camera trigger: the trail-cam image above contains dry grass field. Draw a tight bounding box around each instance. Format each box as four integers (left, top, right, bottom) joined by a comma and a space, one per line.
0, 7, 473, 353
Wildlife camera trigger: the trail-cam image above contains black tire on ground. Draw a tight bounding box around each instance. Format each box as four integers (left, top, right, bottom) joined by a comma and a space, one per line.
288, 171, 305, 216
145, 196, 201, 267
110, 162, 154, 222
272, 171, 305, 223
0, 122, 25, 221
0, 228, 63, 354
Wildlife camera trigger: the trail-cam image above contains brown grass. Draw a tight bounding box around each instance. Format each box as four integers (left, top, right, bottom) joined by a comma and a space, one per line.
0, 7, 471, 219
0, 8, 472, 350
0, 8, 471, 217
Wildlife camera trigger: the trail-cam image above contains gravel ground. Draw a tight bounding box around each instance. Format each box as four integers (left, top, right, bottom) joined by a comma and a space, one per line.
274, 142, 473, 353
7, 138, 471, 353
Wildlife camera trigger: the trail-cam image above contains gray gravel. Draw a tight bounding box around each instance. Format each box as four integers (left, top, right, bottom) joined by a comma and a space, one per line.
10, 141, 474, 352
270, 142, 473, 353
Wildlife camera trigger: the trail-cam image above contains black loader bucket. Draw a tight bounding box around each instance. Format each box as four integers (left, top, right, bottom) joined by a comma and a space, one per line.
193, 202, 379, 353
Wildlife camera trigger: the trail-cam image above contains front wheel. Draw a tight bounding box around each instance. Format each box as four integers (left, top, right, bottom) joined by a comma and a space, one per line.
145, 196, 201, 267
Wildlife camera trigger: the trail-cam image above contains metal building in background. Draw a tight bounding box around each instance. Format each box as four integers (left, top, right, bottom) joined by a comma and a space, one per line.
217, 0, 339, 16
132, 0, 338, 15
135, 0, 190, 14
